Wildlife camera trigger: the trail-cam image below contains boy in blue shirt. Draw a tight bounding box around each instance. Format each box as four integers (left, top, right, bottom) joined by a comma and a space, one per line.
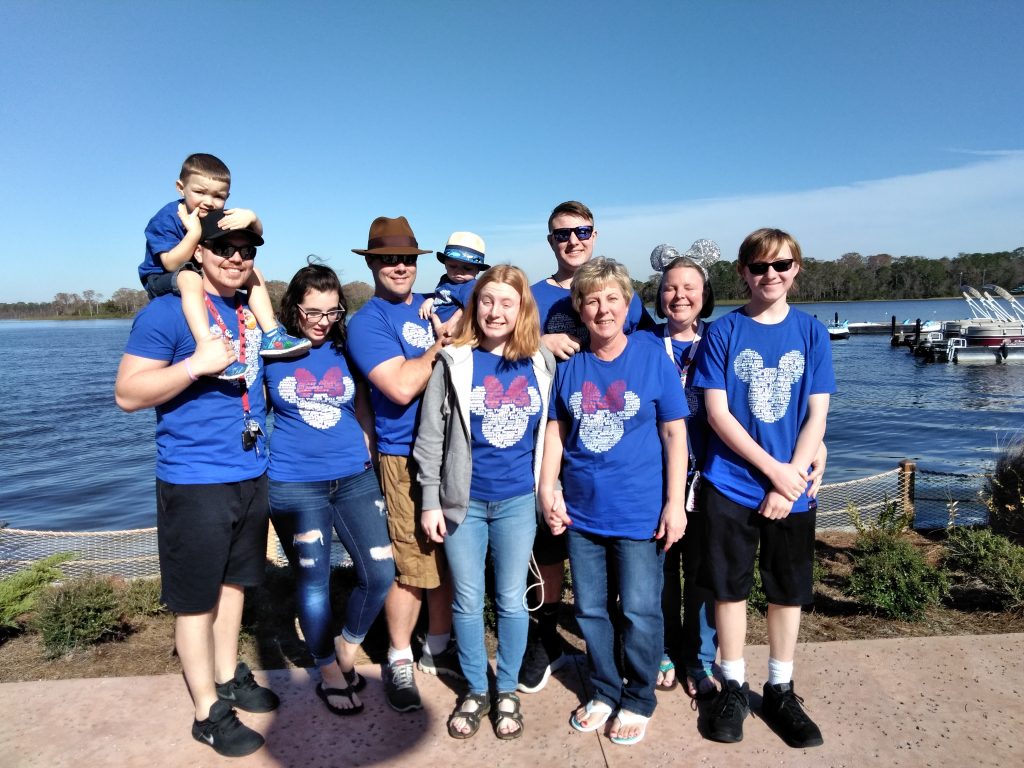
140, 153, 308, 379
419, 231, 488, 327
692, 227, 835, 749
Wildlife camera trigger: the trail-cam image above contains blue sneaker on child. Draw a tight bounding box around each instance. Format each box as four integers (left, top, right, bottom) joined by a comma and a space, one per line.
216, 361, 248, 381
260, 326, 311, 358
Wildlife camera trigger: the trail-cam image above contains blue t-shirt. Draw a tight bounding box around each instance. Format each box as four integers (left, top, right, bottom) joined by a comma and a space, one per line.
639, 325, 710, 473
468, 349, 542, 501
432, 276, 476, 323
531, 279, 653, 348
549, 336, 688, 539
140, 199, 186, 285
692, 307, 836, 511
123, 292, 268, 483
265, 343, 371, 482
347, 295, 436, 456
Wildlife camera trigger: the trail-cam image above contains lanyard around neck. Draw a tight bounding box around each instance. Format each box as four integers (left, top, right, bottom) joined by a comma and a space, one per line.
203, 293, 252, 415
662, 320, 704, 385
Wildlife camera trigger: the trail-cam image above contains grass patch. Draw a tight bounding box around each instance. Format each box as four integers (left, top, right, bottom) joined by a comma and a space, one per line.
0, 553, 74, 633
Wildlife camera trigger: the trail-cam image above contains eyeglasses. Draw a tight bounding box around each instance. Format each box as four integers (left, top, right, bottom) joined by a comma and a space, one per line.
550, 226, 595, 243
299, 306, 345, 323
746, 259, 795, 276
209, 244, 257, 260
377, 254, 418, 266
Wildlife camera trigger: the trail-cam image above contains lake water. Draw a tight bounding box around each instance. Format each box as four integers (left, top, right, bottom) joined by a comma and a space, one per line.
2, 298, 1021, 531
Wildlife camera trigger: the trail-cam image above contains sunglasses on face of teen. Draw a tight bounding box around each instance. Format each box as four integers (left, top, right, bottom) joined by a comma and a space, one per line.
209, 244, 258, 260
377, 254, 418, 266
746, 259, 795, 276
550, 225, 595, 243
299, 306, 345, 323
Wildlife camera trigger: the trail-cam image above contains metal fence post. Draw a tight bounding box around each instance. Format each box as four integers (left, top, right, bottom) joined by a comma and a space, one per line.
899, 459, 917, 524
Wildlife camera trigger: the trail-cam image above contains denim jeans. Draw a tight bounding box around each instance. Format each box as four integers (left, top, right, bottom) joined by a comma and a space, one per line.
566, 528, 664, 718
444, 493, 537, 694
269, 467, 394, 665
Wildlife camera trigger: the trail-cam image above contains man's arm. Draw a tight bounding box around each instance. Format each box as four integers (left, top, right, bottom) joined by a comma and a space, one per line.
114, 339, 235, 412
540, 333, 582, 361
364, 314, 447, 406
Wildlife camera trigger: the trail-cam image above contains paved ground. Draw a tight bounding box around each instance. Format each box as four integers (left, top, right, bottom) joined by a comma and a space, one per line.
3, 633, 1020, 767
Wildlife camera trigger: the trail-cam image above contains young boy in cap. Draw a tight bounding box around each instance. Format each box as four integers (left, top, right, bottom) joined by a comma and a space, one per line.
139, 153, 309, 379
419, 231, 489, 326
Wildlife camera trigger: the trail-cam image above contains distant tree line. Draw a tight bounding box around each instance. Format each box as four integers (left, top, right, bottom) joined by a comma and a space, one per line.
637, 247, 1024, 305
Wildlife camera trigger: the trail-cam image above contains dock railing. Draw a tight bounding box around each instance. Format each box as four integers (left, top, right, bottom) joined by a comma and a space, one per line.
0, 463, 991, 580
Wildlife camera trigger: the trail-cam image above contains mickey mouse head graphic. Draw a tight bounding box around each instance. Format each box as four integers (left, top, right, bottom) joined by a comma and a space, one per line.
278, 367, 354, 429
733, 350, 805, 424
569, 380, 641, 454
402, 321, 435, 350
469, 375, 541, 448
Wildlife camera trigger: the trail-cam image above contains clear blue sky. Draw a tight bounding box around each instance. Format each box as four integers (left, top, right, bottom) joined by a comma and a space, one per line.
3, 0, 1022, 303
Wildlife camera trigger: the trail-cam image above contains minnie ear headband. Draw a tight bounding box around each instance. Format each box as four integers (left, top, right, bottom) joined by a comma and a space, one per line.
650, 239, 721, 281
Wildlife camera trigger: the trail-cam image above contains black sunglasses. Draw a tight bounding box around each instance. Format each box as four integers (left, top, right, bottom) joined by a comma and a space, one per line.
209, 244, 257, 260
746, 259, 795, 276
377, 254, 418, 266
550, 226, 594, 243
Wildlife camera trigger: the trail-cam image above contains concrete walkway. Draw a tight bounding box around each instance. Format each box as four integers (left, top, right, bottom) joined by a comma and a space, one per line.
3, 634, 1019, 767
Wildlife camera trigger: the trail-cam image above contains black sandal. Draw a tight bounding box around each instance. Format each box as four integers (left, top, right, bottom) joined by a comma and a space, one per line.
316, 682, 364, 716
493, 691, 524, 740
447, 692, 491, 739
342, 667, 367, 693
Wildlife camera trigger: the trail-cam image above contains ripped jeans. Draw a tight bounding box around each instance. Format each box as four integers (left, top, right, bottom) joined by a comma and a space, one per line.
269, 467, 394, 665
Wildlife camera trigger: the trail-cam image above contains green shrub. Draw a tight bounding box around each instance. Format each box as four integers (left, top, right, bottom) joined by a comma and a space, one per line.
0, 553, 74, 630
32, 576, 127, 658
987, 441, 1024, 545
945, 527, 1024, 612
847, 536, 948, 620
120, 577, 165, 617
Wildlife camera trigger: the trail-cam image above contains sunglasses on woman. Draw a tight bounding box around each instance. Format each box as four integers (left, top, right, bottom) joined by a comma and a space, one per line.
550, 225, 595, 243
746, 259, 795, 275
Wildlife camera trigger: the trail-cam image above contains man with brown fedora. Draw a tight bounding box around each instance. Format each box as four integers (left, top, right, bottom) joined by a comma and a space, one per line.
347, 215, 461, 713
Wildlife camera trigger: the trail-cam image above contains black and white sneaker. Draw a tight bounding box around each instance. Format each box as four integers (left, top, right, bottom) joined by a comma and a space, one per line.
706, 679, 750, 743
761, 681, 824, 748
192, 700, 264, 757
216, 662, 280, 713
384, 658, 423, 713
418, 640, 465, 680
517, 639, 568, 693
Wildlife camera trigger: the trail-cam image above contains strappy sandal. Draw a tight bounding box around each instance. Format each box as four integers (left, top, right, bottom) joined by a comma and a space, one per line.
656, 656, 678, 691
447, 692, 491, 739
316, 682, 364, 716
342, 667, 367, 693
493, 691, 524, 740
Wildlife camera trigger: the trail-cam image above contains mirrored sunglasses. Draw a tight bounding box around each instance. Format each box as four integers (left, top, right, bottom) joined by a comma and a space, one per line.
746, 259, 795, 276
550, 225, 594, 243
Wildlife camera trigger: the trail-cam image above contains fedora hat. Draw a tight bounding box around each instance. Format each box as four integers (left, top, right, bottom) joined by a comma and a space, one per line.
352, 216, 431, 256
436, 231, 489, 269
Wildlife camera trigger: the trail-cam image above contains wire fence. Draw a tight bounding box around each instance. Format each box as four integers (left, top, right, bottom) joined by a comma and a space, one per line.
0, 464, 993, 580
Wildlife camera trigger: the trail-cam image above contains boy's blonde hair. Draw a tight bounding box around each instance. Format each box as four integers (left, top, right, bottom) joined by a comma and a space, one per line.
570, 257, 634, 311
452, 265, 541, 361
180, 153, 231, 185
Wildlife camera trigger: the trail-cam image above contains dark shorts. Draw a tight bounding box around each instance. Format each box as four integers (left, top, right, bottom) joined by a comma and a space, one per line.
532, 517, 568, 567
144, 260, 203, 300
156, 475, 269, 613
700, 480, 815, 606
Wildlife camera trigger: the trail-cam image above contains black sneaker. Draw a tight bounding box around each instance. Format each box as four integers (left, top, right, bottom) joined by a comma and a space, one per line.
192, 700, 265, 757
517, 638, 567, 693
761, 681, 824, 748
216, 662, 280, 713
384, 658, 422, 713
706, 679, 750, 743
418, 640, 465, 680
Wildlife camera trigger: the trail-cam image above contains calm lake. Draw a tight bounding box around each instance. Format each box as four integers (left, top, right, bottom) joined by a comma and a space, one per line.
2, 297, 1021, 531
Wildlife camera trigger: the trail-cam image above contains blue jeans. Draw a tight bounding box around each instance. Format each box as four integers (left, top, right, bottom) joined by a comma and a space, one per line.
269, 468, 394, 665
567, 528, 664, 718
444, 493, 537, 694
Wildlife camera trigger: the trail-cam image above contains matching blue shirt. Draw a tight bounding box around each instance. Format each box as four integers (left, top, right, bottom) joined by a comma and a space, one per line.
432, 276, 476, 323
123, 292, 268, 483
549, 336, 688, 539
139, 199, 186, 285
346, 295, 437, 456
468, 350, 542, 501
692, 307, 836, 511
531, 279, 653, 346
265, 343, 371, 482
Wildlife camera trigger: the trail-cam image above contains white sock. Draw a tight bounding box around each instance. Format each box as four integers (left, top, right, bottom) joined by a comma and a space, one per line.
425, 632, 451, 656
388, 645, 414, 664
768, 657, 793, 686
720, 658, 746, 685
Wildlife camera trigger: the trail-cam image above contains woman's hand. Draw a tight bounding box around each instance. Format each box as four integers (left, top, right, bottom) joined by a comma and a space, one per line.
807, 442, 828, 499
540, 487, 571, 535
421, 508, 447, 543
656, 501, 687, 552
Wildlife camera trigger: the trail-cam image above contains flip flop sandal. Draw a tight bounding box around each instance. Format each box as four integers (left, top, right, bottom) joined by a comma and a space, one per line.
316, 682, 364, 716
447, 692, 491, 739
609, 709, 649, 746
493, 692, 524, 740
656, 656, 678, 691
570, 699, 613, 732
342, 667, 367, 693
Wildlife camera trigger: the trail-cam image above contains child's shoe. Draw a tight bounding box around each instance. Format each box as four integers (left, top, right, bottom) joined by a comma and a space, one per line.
216, 361, 248, 381
260, 326, 311, 358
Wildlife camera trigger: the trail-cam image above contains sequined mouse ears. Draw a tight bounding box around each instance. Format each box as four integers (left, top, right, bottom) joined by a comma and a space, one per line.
650, 239, 721, 276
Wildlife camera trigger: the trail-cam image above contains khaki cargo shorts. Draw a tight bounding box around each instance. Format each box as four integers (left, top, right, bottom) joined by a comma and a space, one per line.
378, 453, 444, 589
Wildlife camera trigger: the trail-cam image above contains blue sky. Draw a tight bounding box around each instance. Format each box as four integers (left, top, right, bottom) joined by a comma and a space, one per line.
2, 1, 1022, 303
